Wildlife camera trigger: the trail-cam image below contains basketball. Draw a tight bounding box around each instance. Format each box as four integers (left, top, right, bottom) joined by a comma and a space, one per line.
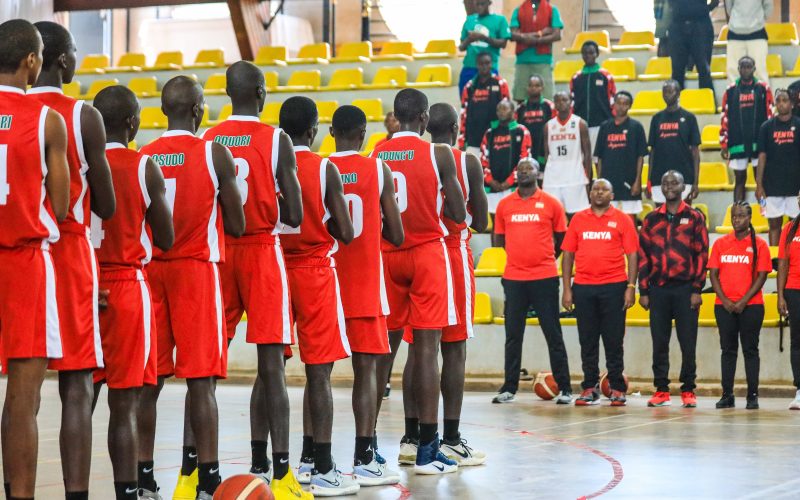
600, 372, 630, 398
212, 475, 273, 500
533, 371, 560, 400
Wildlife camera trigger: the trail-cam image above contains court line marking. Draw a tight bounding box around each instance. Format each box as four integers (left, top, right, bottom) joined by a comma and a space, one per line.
735, 477, 800, 500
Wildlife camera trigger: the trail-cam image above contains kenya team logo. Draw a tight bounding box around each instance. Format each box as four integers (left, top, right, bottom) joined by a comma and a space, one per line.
0, 115, 11, 130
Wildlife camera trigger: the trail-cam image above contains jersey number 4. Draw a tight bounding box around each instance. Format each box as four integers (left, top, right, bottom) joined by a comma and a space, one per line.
0, 145, 9, 205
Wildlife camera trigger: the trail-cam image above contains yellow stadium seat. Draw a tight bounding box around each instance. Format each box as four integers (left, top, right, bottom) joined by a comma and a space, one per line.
264, 71, 279, 90
640, 164, 649, 187
766, 22, 798, 45
62, 81, 81, 99
639, 57, 672, 81
698, 293, 717, 327
106, 52, 145, 72
322, 68, 363, 90
203, 73, 227, 96
698, 162, 732, 191
475, 247, 507, 277
553, 59, 584, 83
715, 203, 770, 233
768, 246, 779, 278
613, 31, 656, 51
714, 25, 729, 48
687, 54, 726, 80
276, 70, 321, 92
365, 66, 408, 89
188, 49, 225, 69
764, 294, 780, 326
140, 106, 168, 129
767, 54, 784, 77
694, 203, 710, 229
127, 76, 159, 98
417, 39, 457, 59
601, 58, 637, 81
629, 90, 665, 115
787, 56, 800, 77
626, 295, 650, 327
681, 88, 716, 114
207, 103, 232, 126
331, 41, 372, 63
362, 132, 387, 154
128, 140, 137, 150
147, 51, 183, 71
260, 102, 282, 125
746, 165, 756, 189
473, 292, 494, 324
317, 134, 336, 157
255, 46, 288, 66
316, 101, 339, 123
700, 125, 721, 151
410, 64, 452, 88
639, 203, 654, 220
76, 54, 109, 75
81, 78, 118, 99
564, 30, 611, 54
372, 41, 414, 61
352, 98, 383, 122
289, 43, 331, 65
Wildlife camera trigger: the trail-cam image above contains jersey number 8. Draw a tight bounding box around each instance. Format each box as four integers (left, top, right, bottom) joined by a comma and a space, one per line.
234, 158, 249, 205
392, 172, 407, 213
0, 145, 9, 205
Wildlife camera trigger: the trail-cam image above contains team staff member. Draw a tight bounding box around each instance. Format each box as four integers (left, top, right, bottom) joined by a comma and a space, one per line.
562, 179, 638, 407
492, 159, 572, 405
458, 0, 510, 95
777, 197, 800, 410
570, 41, 616, 153
755, 89, 800, 246
647, 80, 701, 204
458, 52, 511, 156
510, 0, 563, 102
516, 75, 555, 168
639, 170, 709, 408
595, 91, 647, 223
709, 201, 771, 410
669, 0, 718, 94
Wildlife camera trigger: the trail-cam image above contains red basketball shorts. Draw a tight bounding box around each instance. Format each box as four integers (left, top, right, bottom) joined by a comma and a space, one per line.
48, 228, 103, 371
148, 259, 226, 379
93, 269, 157, 389
0, 246, 62, 367
287, 266, 350, 364
383, 239, 459, 331
220, 242, 293, 344
345, 316, 389, 354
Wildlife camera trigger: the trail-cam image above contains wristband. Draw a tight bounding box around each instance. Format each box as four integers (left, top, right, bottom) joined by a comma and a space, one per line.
626, 284, 636, 289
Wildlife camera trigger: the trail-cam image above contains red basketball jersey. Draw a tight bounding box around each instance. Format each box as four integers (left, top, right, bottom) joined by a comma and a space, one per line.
92, 144, 152, 270
280, 147, 336, 267
443, 147, 473, 246
202, 116, 281, 241
140, 131, 224, 262
329, 151, 389, 318
0, 86, 59, 248
28, 87, 90, 230
372, 131, 447, 250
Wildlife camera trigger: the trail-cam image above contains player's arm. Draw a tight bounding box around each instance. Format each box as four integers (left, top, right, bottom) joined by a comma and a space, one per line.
578, 119, 592, 182
81, 104, 116, 219
554, 231, 565, 259
144, 157, 174, 251
379, 161, 404, 247
211, 142, 245, 237
44, 109, 70, 222
464, 152, 488, 232
435, 143, 466, 223
324, 160, 354, 244
276, 131, 303, 228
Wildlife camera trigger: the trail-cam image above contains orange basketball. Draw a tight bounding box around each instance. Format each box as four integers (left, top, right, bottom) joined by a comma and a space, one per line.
532, 371, 560, 400
599, 372, 629, 398
213, 474, 273, 500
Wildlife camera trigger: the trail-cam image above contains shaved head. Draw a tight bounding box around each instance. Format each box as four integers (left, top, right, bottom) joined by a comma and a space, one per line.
94, 85, 139, 132
161, 75, 203, 116
226, 60, 265, 100
394, 88, 428, 124
427, 103, 458, 136
593, 178, 614, 191
0, 19, 42, 75
34, 21, 73, 71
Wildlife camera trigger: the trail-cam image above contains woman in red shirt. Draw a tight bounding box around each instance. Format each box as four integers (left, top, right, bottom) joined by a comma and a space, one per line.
709, 202, 771, 409
777, 194, 800, 409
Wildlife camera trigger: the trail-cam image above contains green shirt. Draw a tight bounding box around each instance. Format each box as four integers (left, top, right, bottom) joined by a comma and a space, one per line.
461, 13, 511, 69
510, 4, 564, 65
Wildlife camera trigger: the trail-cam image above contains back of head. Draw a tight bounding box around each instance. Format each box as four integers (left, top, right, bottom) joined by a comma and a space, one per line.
161, 75, 202, 116
226, 60, 264, 100
34, 21, 72, 71
331, 105, 367, 139
280, 96, 318, 137
0, 19, 42, 74
427, 103, 458, 136
94, 85, 138, 131
394, 88, 428, 124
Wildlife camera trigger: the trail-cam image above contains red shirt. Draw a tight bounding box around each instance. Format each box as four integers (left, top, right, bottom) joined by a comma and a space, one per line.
779, 222, 800, 289
708, 232, 771, 305
562, 205, 639, 285
443, 147, 473, 247
494, 189, 566, 281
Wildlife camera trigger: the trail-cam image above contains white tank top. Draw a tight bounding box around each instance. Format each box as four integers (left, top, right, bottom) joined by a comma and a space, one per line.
544, 114, 587, 188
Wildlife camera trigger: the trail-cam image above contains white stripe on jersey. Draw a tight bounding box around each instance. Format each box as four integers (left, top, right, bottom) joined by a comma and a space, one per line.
72, 100, 89, 225
429, 143, 449, 238
43, 249, 62, 359
38, 106, 60, 247
441, 240, 458, 326
274, 243, 293, 344
136, 269, 152, 371
85, 227, 104, 368
333, 268, 352, 356
137, 155, 153, 265
458, 242, 474, 338
320, 158, 338, 262
204, 141, 221, 262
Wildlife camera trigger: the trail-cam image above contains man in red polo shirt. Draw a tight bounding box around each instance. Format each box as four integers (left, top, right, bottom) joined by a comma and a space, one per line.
561, 179, 639, 406
492, 158, 572, 404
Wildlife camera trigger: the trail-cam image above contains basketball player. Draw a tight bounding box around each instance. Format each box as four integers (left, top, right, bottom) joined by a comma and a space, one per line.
91, 85, 174, 500
139, 76, 245, 499
279, 96, 358, 496
202, 61, 309, 499
30, 21, 116, 499
543, 91, 592, 217
0, 19, 69, 500
328, 104, 404, 485
373, 88, 467, 474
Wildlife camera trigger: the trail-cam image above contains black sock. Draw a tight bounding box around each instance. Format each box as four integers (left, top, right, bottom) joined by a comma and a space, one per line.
65, 492, 89, 500
114, 481, 138, 500
9, 497, 34, 500
443, 419, 460, 442
251, 440, 269, 470
138, 461, 157, 491
273, 452, 289, 479
198, 461, 221, 495
313, 442, 333, 474
405, 417, 420, 440
372, 432, 378, 451
419, 423, 438, 445
181, 446, 198, 476
301, 435, 314, 462
354, 436, 374, 464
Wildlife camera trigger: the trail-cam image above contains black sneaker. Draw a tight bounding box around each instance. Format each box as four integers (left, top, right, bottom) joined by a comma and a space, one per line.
520, 368, 534, 381
746, 395, 759, 410
383, 383, 391, 400
715, 394, 735, 409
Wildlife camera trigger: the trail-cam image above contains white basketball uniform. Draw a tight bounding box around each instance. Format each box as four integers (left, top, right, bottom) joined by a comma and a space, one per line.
544, 114, 589, 213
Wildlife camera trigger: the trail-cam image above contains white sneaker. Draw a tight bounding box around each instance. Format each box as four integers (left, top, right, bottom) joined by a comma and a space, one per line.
353, 458, 400, 486
790, 389, 800, 410
554, 391, 573, 404
138, 488, 162, 500
296, 458, 314, 484
492, 391, 516, 404
398, 436, 418, 465
440, 437, 486, 466
250, 464, 273, 484
309, 466, 360, 496
414, 438, 458, 475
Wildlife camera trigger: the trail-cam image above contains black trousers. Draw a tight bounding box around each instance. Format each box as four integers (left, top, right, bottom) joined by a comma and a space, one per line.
669, 18, 715, 92
501, 277, 571, 394
649, 283, 699, 392
573, 282, 627, 391
784, 289, 800, 388
715, 304, 763, 395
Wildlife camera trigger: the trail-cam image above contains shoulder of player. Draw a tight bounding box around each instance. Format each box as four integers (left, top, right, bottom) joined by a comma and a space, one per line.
597, 68, 614, 79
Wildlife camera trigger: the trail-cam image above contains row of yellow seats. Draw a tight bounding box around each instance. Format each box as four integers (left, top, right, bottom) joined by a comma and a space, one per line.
630, 88, 717, 115
254, 40, 457, 66
716, 23, 799, 47
76, 49, 227, 75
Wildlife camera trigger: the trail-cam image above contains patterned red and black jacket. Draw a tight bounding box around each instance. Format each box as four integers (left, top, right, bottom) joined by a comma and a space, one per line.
638, 201, 709, 295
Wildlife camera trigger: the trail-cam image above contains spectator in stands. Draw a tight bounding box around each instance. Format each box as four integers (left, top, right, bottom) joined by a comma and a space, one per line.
510, 0, 563, 102
458, 0, 510, 96
709, 201, 771, 410
788, 80, 800, 117
516, 75, 555, 170
561, 179, 639, 407
777, 195, 800, 409
595, 91, 648, 224
654, 0, 673, 57
669, 0, 719, 94
724, 0, 772, 85
459, 52, 511, 156
481, 99, 532, 218
570, 40, 616, 154
373, 111, 399, 151
755, 89, 800, 245
492, 159, 572, 405
638, 170, 709, 409
721, 56, 773, 203
647, 80, 701, 205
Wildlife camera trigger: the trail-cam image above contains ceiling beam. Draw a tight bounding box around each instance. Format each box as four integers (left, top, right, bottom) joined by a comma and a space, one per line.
54, 0, 219, 10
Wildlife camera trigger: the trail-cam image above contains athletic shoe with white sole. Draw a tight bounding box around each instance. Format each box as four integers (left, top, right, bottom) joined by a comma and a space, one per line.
492, 391, 515, 404
554, 391, 573, 404
353, 458, 400, 486
398, 436, 418, 465
440, 437, 486, 466
250, 464, 273, 484
296, 459, 314, 485
138, 488, 163, 500
790, 389, 800, 410
309, 466, 360, 496
196, 492, 213, 500
414, 435, 458, 475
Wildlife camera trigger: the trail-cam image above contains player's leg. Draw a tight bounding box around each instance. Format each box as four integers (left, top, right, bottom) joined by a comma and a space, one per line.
731, 159, 747, 202
599, 283, 628, 406
249, 376, 270, 475
58, 369, 95, 495
107, 388, 140, 499
673, 284, 699, 407
398, 334, 419, 465
298, 383, 314, 483
305, 363, 336, 473
531, 278, 572, 402
256, 344, 290, 479
375, 330, 404, 408
186, 377, 220, 496
137, 377, 164, 494
181, 392, 198, 477
647, 286, 674, 407
572, 285, 602, 406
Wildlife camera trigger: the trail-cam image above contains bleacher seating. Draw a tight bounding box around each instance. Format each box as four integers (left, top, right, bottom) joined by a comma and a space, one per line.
473, 293, 494, 324
278, 70, 321, 91
639, 57, 671, 81
202, 73, 227, 95
475, 247, 506, 277
613, 31, 656, 52
352, 99, 383, 121
188, 49, 225, 69
317, 134, 336, 157
681, 89, 717, 114
601, 58, 636, 81
106, 52, 145, 73
553, 60, 584, 83
715, 203, 770, 233
331, 41, 371, 63
362, 132, 386, 154
372, 41, 414, 61
255, 46, 288, 66
418, 40, 458, 59
767, 54, 784, 77
76, 54, 109, 75
322, 68, 364, 91
128, 76, 160, 98
147, 51, 183, 71
698, 162, 732, 191
140, 106, 168, 129
787, 56, 800, 77
365, 66, 408, 89
260, 102, 281, 125
316, 100, 339, 123
264, 71, 279, 90
410, 64, 452, 88
629, 90, 665, 115
564, 30, 611, 54
766, 22, 798, 45
700, 125, 721, 151
63, 81, 81, 99
289, 43, 330, 65
81, 78, 118, 99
